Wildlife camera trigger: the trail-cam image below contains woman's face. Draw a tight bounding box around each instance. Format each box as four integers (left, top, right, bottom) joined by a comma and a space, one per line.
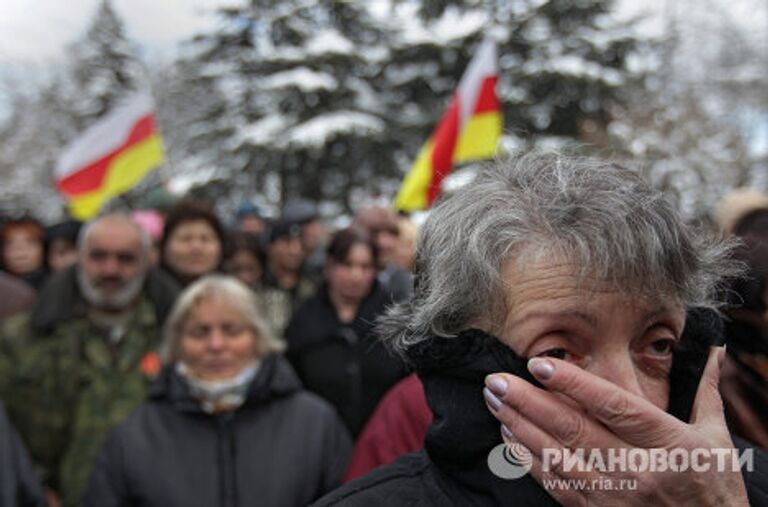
224, 250, 262, 287
327, 243, 376, 302
3, 230, 43, 275
179, 297, 259, 381
48, 238, 79, 272
165, 220, 221, 279
499, 257, 686, 410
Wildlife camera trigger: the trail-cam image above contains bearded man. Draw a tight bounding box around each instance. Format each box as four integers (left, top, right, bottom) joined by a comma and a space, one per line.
0, 213, 180, 507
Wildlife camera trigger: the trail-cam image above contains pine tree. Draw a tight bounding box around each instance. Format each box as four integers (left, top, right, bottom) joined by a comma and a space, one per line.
177, 0, 645, 213
67, 0, 145, 131
66, 0, 164, 211
0, 0, 152, 219
178, 1, 398, 213
381, 0, 643, 155
149, 59, 229, 191
0, 78, 74, 220
607, 0, 764, 219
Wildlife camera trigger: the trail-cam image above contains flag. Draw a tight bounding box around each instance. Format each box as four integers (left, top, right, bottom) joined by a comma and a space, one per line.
395, 39, 502, 212
55, 92, 165, 220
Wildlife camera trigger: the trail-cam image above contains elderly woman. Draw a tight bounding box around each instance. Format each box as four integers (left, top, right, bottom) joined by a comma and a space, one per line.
84, 275, 352, 507
316, 153, 768, 506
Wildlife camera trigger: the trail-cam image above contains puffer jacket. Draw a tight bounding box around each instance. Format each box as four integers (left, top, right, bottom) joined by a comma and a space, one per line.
84, 354, 352, 507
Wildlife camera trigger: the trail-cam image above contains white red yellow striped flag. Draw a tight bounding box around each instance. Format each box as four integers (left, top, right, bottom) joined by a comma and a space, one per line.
395, 39, 502, 212
55, 92, 165, 220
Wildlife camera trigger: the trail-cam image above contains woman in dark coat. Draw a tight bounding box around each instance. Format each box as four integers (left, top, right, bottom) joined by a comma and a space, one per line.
84, 275, 351, 507
314, 153, 768, 506
285, 227, 406, 436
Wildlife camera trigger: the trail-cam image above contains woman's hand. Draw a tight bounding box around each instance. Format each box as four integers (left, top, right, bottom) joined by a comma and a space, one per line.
483, 346, 749, 506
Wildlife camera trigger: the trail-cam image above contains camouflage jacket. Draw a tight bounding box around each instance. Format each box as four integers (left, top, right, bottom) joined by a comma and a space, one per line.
0, 268, 176, 507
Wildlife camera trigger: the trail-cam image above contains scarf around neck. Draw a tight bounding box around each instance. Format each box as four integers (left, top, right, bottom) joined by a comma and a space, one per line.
175, 361, 261, 414
407, 311, 721, 505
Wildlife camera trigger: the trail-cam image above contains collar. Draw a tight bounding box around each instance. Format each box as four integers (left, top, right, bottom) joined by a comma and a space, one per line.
412, 329, 555, 505
149, 354, 302, 413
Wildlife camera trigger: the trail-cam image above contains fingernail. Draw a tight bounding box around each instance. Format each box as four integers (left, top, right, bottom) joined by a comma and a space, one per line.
717, 346, 726, 369
483, 387, 503, 411
501, 424, 514, 440
528, 358, 555, 380
485, 374, 508, 396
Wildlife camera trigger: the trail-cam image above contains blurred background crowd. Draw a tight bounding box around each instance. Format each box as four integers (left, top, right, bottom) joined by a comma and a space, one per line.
0, 0, 766, 505
0, 197, 426, 506
1, 183, 768, 505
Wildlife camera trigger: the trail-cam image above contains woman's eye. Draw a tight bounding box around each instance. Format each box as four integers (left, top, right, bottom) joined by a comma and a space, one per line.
222, 324, 246, 336
536, 348, 569, 360
185, 327, 208, 338
646, 339, 675, 357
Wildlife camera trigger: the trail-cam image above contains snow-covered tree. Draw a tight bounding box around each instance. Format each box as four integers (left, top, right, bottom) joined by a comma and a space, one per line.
0, 0, 153, 220
610, 87, 753, 218
608, 0, 767, 219
385, 0, 643, 142
175, 1, 398, 213
0, 78, 73, 220
67, 0, 145, 131
177, 0, 646, 213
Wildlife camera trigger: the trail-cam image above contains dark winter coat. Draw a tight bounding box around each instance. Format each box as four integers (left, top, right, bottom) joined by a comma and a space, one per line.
83, 354, 352, 507
314, 327, 768, 506
0, 401, 46, 507
284, 282, 406, 436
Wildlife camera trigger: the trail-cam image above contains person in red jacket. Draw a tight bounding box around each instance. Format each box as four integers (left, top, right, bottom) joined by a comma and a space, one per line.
344, 373, 432, 482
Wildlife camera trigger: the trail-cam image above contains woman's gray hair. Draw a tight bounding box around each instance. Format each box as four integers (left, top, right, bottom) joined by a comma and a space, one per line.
380, 151, 741, 356
161, 274, 284, 363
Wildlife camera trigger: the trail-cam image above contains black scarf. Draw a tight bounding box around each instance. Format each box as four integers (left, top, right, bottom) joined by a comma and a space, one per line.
409, 308, 723, 505
411, 329, 557, 505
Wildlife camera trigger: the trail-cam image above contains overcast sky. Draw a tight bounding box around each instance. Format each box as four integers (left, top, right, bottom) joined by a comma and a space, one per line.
0, 0, 763, 92
0, 0, 229, 65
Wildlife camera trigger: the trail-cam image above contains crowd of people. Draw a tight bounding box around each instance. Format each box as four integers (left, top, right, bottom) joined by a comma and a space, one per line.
0, 195, 415, 506
0, 151, 767, 506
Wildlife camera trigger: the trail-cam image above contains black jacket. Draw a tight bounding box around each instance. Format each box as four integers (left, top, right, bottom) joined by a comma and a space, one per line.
0, 402, 46, 507
83, 354, 352, 507
314, 329, 768, 506
285, 282, 406, 436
